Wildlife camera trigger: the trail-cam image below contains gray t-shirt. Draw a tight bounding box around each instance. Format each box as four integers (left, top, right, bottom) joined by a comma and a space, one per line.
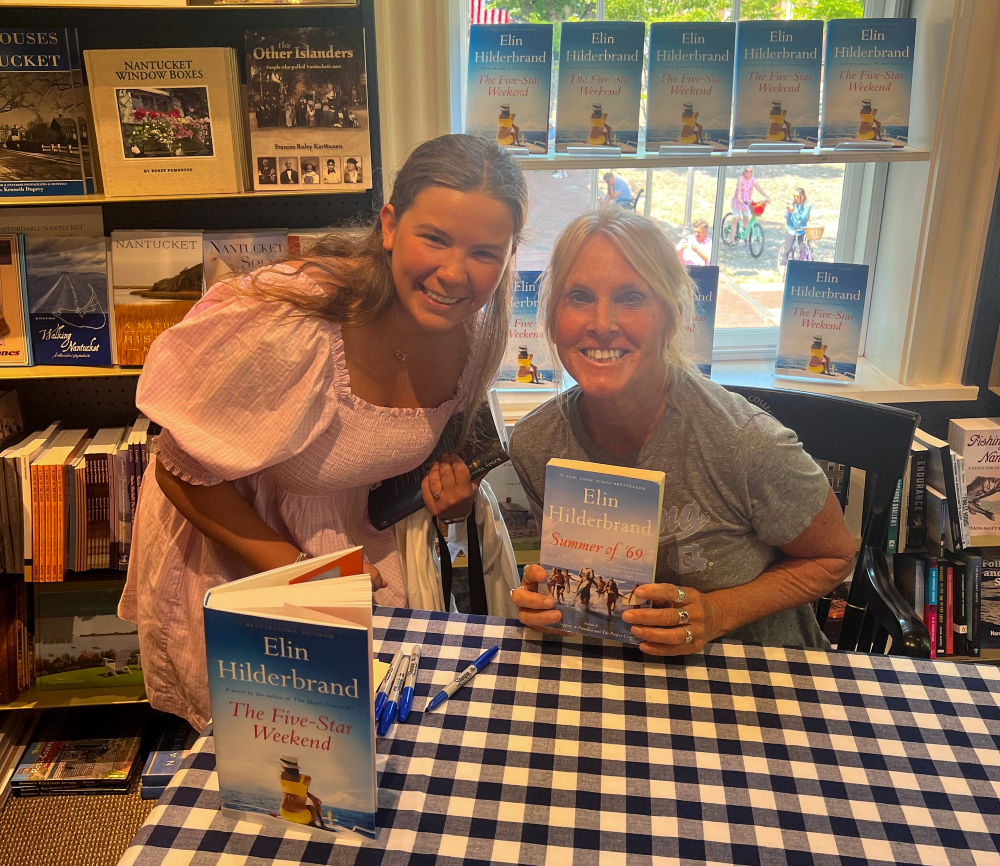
508, 371, 832, 649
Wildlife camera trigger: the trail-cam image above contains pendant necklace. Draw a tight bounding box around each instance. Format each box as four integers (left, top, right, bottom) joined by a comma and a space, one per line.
382, 319, 430, 366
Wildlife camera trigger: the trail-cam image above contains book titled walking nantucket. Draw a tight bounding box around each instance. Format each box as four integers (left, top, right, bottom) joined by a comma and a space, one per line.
204, 547, 377, 842
539, 459, 664, 644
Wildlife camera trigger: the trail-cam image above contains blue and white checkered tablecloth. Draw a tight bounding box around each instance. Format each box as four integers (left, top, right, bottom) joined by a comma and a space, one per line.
118, 607, 1000, 866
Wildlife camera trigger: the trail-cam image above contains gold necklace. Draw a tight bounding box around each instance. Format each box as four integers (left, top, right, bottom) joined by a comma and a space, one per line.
382, 319, 430, 366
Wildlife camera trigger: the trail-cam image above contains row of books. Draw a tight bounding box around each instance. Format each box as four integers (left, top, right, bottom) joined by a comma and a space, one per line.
0, 710, 39, 806
467, 18, 916, 154
0, 418, 153, 582
0, 26, 372, 200
140, 714, 198, 800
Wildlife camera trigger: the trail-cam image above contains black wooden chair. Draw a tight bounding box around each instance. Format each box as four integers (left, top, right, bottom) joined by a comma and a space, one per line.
626, 188, 644, 211
722, 385, 931, 658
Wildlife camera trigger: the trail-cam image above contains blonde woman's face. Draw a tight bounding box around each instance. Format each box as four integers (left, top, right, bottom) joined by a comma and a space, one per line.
553, 235, 668, 400
381, 187, 515, 331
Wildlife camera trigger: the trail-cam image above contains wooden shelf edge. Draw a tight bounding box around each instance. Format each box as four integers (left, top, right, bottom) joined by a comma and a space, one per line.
0, 366, 140, 380
0, 685, 147, 711
0, 187, 371, 207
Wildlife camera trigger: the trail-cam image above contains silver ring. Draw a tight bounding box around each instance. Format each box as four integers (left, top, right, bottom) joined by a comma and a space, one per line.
675, 587, 688, 603
510, 586, 518, 600
683, 627, 693, 644
431, 491, 442, 500
677, 608, 689, 625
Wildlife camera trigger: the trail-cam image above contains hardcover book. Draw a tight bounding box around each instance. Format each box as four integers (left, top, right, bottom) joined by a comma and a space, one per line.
109, 230, 203, 366
554, 21, 644, 153
203, 230, 288, 288
0, 29, 93, 198
774, 261, 868, 382
687, 265, 719, 377
244, 28, 372, 192
84, 47, 244, 197
23, 235, 112, 366
820, 18, 915, 148
915, 427, 965, 552
466, 24, 553, 154
981, 552, 999, 650
732, 20, 823, 148
646, 22, 736, 152
204, 548, 377, 841
495, 271, 554, 387
0, 236, 31, 366
538, 458, 665, 644
0, 207, 102, 237
947, 418, 1000, 542
367, 401, 509, 531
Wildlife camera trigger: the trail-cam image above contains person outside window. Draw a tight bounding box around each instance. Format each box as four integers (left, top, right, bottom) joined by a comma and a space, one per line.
602, 171, 633, 208
729, 166, 769, 239
677, 219, 711, 267
778, 188, 812, 277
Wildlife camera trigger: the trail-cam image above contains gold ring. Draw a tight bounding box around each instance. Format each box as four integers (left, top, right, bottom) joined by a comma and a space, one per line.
683, 627, 693, 644
677, 608, 689, 625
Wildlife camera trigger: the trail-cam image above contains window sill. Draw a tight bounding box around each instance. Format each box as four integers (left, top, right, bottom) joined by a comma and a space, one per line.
495, 357, 978, 423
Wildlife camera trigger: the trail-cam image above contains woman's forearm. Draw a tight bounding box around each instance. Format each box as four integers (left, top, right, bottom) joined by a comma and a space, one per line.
154, 460, 300, 572
708, 553, 853, 637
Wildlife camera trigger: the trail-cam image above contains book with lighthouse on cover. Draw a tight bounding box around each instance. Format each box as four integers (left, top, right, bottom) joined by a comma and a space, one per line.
204, 547, 378, 841
538, 458, 664, 643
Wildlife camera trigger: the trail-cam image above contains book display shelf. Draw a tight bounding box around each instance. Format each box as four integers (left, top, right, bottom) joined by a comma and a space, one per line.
0, 0, 382, 713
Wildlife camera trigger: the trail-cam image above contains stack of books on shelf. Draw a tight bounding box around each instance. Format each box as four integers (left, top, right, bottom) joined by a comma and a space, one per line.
140, 714, 197, 800
0, 711, 40, 807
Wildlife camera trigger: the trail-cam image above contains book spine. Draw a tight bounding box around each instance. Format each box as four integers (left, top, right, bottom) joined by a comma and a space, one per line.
926, 559, 938, 658
28, 464, 39, 583
969, 555, 982, 657
55, 464, 65, 581
937, 561, 946, 653
944, 563, 953, 656
908, 449, 927, 544
941, 449, 964, 550
952, 453, 972, 548
21, 456, 33, 580
953, 561, 967, 656
885, 479, 901, 554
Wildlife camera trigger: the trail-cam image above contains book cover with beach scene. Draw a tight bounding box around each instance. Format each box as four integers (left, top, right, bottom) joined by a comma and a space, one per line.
495, 271, 554, 387
774, 260, 868, 383
24, 235, 112, 366
646, 22, 735, 152
539, 458, 664, 644
466, 24, 552, 154
732, 20, 823, 148
820, 18, 915, 148
687, 265, 718, 377
109, 230, 203, 366
554, 21, 644, 154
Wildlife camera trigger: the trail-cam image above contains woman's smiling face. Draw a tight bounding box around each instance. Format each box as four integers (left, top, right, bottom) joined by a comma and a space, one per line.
553, 234, 669, 401
381, 186, 515, 332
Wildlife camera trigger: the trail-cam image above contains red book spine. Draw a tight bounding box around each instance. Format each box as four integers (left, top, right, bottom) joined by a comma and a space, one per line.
926, 606, 937, 658
945, 564, 954, 656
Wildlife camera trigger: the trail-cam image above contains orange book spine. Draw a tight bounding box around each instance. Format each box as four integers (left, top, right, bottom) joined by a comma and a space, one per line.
28, 465, 39, 583
42, 465, 51, 583
55, 465, 65, 582
76, 463, 87, 573
46, 464, 55, 583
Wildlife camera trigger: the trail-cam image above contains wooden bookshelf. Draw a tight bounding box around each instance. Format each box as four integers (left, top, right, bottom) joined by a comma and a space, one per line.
0, 367, 140, 380
0, 684, 147, 712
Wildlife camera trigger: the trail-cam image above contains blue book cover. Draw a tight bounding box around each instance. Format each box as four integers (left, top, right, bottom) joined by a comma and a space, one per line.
774, 261, 868, 383
554, 22, 644, 153
733, 20, 823, 148
205, 550, 376, 842
539, 458, 664, 643
495, 271, 555, 387
24, 235, 112, 366
687, 265, 719, 377
466, 24, 552, 154
821, 18, 915, 148
141, 750, 186, 787
0, 30, 91, 198
646, 23, 735, 151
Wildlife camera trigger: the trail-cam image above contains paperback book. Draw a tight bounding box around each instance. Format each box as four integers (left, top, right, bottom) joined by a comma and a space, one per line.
0, 29, 94, 198
84, 47, 245, 197
466, 24, 553, 154
0, 206, 103, 238
774, 261, 868, 382
981, 552, 1000, 650
0, 236, 31, 366
203, 230, 288, 288
245, 28, 372, 192
554, 21, 644, 153
538, 458, 665, 643
109, 230, 203, 366
646, 22, 736, 152
23, 235, 112, 366
947, 418, 1000, 543
204, 548, 377, 841
732, 20, 823, 148
495, 271, 554, 387
687, 265, 719, 377
820, 18, 915, 148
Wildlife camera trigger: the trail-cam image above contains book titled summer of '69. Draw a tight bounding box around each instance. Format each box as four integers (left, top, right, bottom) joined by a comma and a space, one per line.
204, 547, 378, 841
539, 458, 665, 644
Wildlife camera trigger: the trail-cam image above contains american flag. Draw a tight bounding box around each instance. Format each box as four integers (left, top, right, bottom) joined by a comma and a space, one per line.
470, 0, 510, 24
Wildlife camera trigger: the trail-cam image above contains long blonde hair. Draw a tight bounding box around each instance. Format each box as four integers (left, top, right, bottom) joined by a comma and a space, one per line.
539, 207, 696, 388
254, 134, 529, 442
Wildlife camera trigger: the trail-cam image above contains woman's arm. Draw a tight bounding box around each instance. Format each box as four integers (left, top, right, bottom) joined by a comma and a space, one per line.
624, 487, 854, 654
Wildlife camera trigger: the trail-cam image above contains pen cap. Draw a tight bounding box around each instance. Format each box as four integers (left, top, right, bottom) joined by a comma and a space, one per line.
473, 645, 500, 671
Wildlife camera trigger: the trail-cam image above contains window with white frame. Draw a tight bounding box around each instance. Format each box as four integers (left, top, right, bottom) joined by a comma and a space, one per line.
462, 0, 890, 364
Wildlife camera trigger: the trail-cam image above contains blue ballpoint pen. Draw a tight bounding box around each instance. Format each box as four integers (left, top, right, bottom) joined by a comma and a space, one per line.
397, 645, 421, 723
377, 650, 410, 737
426, 645, 499, 712
374, 649, 404, 721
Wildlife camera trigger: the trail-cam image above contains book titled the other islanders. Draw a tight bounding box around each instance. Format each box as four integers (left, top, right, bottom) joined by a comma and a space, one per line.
204, 547, 377, 842
539, 459, 664, 644
774, 261, 869, 383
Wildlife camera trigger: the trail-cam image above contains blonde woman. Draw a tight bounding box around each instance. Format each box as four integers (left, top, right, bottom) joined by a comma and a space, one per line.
509, 208, 854, 654
121, 135, 529, 728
